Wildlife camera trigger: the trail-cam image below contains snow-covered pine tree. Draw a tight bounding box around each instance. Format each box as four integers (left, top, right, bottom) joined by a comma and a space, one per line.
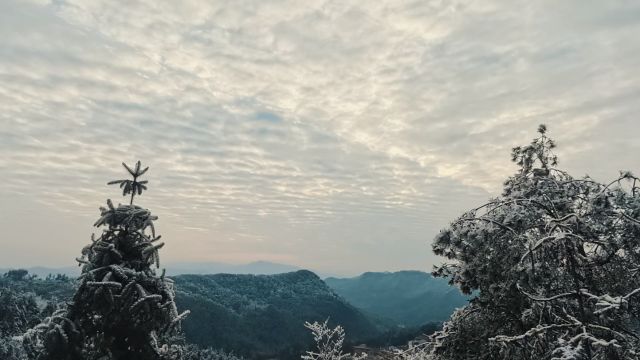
430, 125, 640, 359
25, 161, 189, 360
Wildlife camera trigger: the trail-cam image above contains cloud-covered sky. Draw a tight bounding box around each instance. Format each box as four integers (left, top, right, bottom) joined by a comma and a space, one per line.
1, 0, 639, 275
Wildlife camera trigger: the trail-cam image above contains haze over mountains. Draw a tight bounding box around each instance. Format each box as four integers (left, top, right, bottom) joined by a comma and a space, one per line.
0, 261, 339, 278
165, 261, 302, 276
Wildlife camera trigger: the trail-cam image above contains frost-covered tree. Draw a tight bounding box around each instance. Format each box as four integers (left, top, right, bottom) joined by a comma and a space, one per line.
0, 288, 39, 338
302, 320, 367, 360
25, 161, 189, 360
388, 341, 432, 360
4, 270, 30, 282
430, 125, 640, 359
0, 287, 40, 360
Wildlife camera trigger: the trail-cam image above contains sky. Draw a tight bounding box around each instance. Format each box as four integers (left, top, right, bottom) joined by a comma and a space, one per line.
1, 0, 639, 276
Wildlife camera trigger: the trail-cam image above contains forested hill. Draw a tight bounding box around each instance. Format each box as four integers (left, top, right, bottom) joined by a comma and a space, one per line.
173, 270, 383, 359
325, 270, 469, 326
1, 270, 381, 359
2, 269, 442, 359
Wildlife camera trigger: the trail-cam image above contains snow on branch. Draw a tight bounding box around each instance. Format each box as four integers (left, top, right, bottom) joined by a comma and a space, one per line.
455, 217, 517, 234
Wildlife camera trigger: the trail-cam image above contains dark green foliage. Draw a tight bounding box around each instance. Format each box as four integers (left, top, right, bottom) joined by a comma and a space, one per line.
25, 161, 189, 360
181, 344, 243, 360
325, 271, 468, 326
173, 271, 381, 359
4, 270, 29, 282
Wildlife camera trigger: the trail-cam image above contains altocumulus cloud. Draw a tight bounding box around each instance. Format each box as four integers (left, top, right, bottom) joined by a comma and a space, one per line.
1, 0, 639, 274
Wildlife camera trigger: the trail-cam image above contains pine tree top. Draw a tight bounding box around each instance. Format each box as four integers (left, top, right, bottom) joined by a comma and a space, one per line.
107, 161, 149, 205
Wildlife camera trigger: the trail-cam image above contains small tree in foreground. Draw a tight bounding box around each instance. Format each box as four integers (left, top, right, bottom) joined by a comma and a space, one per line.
430, 125, 640, 359
302, 320, 367, 360
25, 161, 189, 360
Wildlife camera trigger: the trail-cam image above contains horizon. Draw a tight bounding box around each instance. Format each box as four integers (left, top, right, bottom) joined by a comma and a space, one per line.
2, 0, 640, 275
0, 259, 438, 279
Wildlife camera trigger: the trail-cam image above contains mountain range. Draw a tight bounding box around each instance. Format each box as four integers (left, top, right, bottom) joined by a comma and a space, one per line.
166, 260, 301, 276
0, 261, 303, 279
1, 266, 467, 358
0, 261, 344, 278
325, 270, 469, 326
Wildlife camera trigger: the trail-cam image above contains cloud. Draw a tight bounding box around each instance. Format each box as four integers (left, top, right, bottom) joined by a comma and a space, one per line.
1, 0, 639, 274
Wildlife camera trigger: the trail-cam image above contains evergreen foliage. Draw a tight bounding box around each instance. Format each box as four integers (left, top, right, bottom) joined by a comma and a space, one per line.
430, 125, 640, 359
4, 270, 30, 282
24, 161, 189, 360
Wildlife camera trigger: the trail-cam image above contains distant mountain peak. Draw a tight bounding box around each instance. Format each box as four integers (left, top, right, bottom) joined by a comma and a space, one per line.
246, 260, 283, 265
